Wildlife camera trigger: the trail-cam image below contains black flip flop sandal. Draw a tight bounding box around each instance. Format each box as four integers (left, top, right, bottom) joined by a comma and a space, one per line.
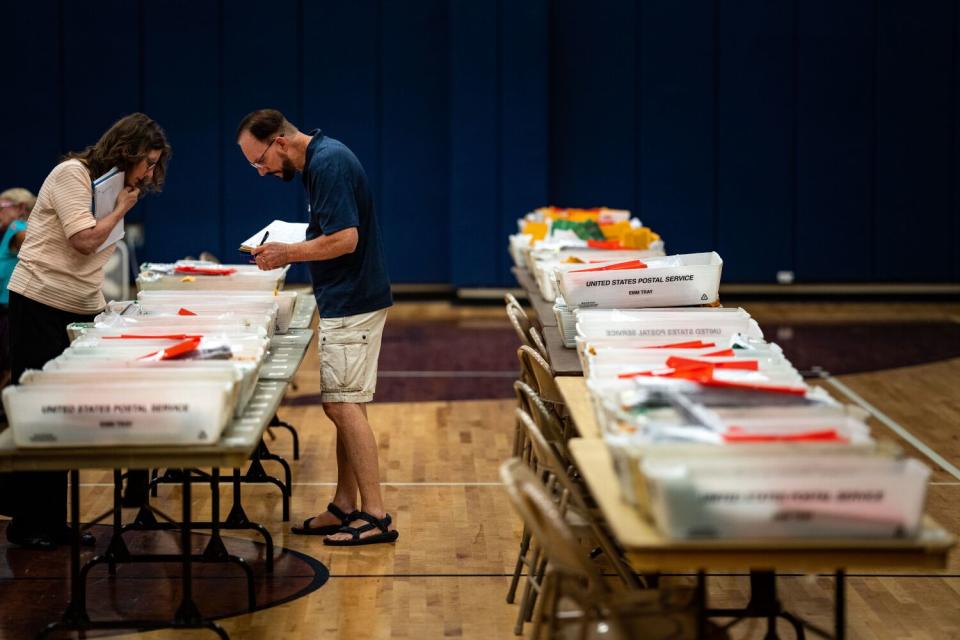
323, 511, 400, 546
291, 502, 355, 536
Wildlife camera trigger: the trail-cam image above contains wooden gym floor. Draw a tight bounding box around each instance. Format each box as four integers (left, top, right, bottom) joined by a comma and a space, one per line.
1, 300, 959, 639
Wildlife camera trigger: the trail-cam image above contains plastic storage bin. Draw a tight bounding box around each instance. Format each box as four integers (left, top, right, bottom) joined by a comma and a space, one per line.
575, 307, 763, 342
92, 310, 276, 338
19, 368, 245, 418
641, 455, 930, 539
43, 357, 262, 419
3, 381, 234, 447
133, 302, 279, 334
137, 290, 298, 333
137, 262, 287, 292
553, 296, 578, 348
559, 252, 722, 309
508, 234, 533, 268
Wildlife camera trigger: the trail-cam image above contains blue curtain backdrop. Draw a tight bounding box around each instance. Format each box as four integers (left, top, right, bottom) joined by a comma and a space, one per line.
2, 0, 958, 285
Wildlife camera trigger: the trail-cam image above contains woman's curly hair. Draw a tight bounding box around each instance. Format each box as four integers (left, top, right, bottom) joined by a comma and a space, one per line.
65, 113, 171, 193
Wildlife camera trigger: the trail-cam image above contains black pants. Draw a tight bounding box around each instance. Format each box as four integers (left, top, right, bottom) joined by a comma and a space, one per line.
0, 304, 9, 418
0, 291, 95, 533
0, 304, 10, 380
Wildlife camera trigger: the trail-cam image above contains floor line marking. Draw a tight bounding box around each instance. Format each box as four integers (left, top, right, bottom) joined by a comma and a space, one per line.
299, 481, 503, 487
6, 572, 960, 580
78, 481, 504, 488
77, 480, 960, 489
824, 375, 960, 481
378, 370, 516, 378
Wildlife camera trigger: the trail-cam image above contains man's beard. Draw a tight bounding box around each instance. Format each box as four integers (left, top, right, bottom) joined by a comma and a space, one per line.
276, 158, 296, 182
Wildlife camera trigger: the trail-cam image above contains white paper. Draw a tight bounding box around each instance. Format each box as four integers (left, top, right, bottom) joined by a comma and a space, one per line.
239, 219, 308, 252
93, 167, 125, 253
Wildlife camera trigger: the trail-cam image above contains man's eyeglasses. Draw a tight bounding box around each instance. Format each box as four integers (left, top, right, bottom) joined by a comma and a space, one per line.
145, 157, 160, 170
250, 137, 278, 169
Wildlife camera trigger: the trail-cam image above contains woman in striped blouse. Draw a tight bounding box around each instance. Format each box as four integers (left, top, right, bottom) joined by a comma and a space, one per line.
1, 113, 171, 549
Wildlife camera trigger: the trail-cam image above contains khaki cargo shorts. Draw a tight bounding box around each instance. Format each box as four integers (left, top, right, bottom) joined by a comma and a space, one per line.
317, 308, 388, 403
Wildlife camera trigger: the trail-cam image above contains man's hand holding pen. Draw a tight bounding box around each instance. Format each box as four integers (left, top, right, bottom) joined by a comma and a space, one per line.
251, 241, 290, 271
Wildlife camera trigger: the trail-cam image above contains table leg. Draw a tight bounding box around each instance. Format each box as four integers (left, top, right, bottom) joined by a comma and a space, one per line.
38, 470, 90, 639
172, 475, 230, 638
38, 468, 250, 639
243, 444, 291, 521
106, 469, 131, 575
173, 477, 201, 624
211, 468, 221, 541
835, 570, 846, 640
225, 467, 275, 573
255, 439, 293, 498
696, 570, 707, 640
68, 470, 89, 625
202, 468, 256, 611
269, 413, 300, 460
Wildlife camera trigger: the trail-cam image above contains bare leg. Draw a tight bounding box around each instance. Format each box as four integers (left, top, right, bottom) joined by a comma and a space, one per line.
301, 417, 359, 530
332, 433, 358, 512
323, 402, 395, 542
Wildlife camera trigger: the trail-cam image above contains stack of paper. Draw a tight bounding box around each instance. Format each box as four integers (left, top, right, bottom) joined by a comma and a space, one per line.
93, 167, 126, 253
239, 220, 307, 253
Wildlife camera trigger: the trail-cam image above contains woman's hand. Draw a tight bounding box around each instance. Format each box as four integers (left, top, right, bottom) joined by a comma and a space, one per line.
68, 186, 141, 255
115, 186, 140, 215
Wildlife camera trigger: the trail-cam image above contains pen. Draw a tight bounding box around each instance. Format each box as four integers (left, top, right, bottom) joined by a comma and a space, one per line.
259, 230, 270, 246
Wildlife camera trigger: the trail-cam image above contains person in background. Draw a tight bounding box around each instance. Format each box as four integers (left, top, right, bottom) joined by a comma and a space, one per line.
0, 113, 171, 549
0, 188, 35, 392
0, 188, 36, 222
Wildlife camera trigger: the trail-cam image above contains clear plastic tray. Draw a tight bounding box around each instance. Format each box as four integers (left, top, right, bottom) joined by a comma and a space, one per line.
560, 252, 722, 309
90, 312, 275, 339
575, 307, 762, 342
553, 296, 578, 348
137, 262, 287, 292
43, 358, 262, 419
641, 455, 930, 539
20, 367, 245, 418
4, 381, 234, 448
129, 301, 280, 334
137, 290, 298, 333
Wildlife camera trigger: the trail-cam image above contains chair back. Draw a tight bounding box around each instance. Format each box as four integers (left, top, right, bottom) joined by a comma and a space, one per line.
514, 384, 567, 452
507, 305, 532, 348
519, 345, 564, 406
513, 381, 536, 464
516, 346, 538, 390
500, 458, 598, 581
504, 293, 528, 321
528, 325, 551, 364
503, 459, 702, 640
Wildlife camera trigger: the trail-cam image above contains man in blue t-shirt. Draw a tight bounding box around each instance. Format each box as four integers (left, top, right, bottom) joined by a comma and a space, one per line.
237, 109, 397, 546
